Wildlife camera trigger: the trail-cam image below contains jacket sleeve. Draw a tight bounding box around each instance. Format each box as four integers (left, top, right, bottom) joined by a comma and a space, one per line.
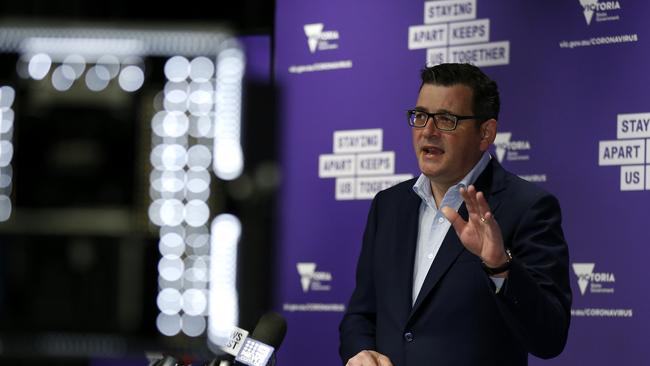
338, 196, 380, 363
496, 193, 572, 359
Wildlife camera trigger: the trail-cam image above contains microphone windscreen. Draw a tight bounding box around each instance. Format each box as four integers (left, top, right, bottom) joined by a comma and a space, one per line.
250, 312, 287, 349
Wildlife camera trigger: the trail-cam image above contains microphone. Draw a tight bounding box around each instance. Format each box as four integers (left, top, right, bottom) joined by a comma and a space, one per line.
233, 312, 287, 366
249, 312, 288, 350
151, 355, 181, 366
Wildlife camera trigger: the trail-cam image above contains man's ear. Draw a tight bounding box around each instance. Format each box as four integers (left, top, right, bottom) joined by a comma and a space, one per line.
479, 119, 497, 151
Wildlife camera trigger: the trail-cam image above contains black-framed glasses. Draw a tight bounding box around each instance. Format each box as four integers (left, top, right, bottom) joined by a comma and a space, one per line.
406, 109, 486, 131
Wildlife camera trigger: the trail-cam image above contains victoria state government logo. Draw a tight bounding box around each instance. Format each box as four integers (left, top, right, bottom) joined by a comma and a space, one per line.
494, 132, 532, 163
296, 262, 333, 292
572, 262, 616, 295
578, 0, 621, 25
303, 23, 340, 53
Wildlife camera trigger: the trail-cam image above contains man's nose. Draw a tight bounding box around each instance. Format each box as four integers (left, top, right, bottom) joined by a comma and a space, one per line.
421, 119, 441, 137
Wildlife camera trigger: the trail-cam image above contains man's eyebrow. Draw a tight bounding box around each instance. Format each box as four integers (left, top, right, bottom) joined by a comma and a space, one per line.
414, 106, 453, 114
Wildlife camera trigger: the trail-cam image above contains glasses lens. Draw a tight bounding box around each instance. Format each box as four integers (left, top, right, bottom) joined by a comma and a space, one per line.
433, 114, 457, 131
409, 111, 428, 127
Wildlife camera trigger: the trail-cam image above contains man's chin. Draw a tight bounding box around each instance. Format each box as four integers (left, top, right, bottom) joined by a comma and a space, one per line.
418, 160, 443, 176
418, 168, 443, 181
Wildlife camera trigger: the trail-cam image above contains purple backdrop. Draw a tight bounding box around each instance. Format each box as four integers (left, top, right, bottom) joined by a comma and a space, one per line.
274, 1, 649, 365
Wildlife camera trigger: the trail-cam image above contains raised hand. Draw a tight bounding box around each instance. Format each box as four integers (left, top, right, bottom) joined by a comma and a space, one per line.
441, 185, 509, 275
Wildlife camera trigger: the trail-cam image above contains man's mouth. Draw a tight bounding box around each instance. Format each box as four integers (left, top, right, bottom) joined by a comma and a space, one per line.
421, 145, 444, 157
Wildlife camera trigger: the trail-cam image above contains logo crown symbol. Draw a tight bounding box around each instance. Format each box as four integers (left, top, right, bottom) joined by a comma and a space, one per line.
579, 0, 598, 25
303, 23, 324, 53
572, 263, 595, 295
297, 262, 317, 292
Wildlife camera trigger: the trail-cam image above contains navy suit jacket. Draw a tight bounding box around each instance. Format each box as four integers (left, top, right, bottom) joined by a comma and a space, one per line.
339, 158, 571, 366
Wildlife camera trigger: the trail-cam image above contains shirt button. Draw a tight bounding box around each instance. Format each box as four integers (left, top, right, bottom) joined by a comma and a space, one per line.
404, 332, 414, 342
438, 217, 445, 223
427, 253, 434, 259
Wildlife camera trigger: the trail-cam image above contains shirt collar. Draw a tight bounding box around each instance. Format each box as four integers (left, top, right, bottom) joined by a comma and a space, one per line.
412, 151, 492, 209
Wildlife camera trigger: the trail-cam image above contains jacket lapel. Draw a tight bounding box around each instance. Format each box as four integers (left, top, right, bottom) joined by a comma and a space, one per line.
474, 158, 505, 216
395, 188, 424, 324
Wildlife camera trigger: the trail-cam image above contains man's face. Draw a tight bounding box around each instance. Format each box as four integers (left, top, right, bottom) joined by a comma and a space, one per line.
412, 83, 491, 187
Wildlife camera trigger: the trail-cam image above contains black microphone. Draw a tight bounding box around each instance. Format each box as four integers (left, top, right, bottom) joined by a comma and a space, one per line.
250, 312, 288, 350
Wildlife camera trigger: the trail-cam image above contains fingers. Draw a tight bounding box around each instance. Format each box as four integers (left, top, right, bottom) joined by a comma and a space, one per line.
452, 185, 505, 261
346, 350, 394, 366
475, 190, 492, 222
460, 185, 480, 222
376, 353, 394, 366
461, 185, 491, 223
373, 352, 393, 366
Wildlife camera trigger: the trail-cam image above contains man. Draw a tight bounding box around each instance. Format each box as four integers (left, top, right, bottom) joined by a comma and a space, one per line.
339, 63, 571, 366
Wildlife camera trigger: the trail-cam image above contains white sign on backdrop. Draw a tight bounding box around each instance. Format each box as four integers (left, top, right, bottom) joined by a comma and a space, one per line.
598, 112, 650, 191
319, 129, 413, 200
408, 0, 510, 67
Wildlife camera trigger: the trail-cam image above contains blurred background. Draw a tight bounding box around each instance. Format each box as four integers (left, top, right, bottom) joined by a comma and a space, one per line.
0, 1, 277, 365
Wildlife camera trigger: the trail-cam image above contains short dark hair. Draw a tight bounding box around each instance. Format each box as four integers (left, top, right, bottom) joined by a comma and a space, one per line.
420, 63, 500, 121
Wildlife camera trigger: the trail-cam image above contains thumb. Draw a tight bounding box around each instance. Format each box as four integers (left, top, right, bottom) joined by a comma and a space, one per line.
441, 206, 465, 233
